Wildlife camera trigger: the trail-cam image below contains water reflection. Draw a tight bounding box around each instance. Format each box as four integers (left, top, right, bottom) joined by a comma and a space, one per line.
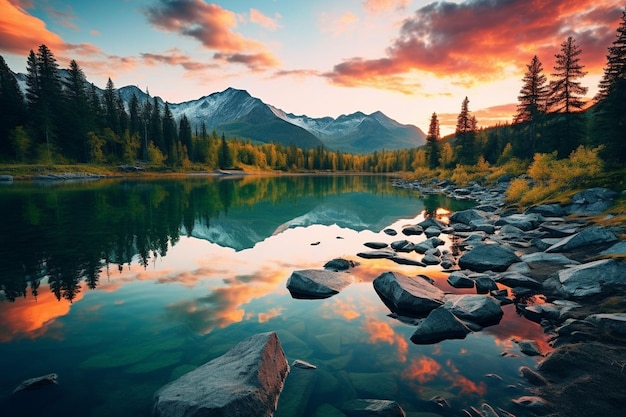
0, 176, 551, 417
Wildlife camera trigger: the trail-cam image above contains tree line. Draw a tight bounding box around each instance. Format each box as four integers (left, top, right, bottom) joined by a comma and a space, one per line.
1, 11, 625, 172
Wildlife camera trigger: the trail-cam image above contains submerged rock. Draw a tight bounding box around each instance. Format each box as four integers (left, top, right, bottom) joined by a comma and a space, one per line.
153, 332, 288, 417
341, 399, 406, 417
373, 271, 445, 317
287, 269, 354, 299
12, 373, 58, 394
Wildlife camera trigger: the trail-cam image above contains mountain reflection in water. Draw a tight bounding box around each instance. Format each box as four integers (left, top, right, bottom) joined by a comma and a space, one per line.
0, 175, 548, 417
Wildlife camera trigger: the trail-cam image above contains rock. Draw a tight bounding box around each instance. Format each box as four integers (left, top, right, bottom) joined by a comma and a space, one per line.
413, 241, 433, 254
390, 240, 415, 252
472, 223, 496, 234
444, 294, 503, 326
496, 272, 542, 290
390, 256, 426, 267
373, 271, 445, 317
424, 226, 441, 237
557, 258, 626, 297
450, 209, 489, 225
383, 228, 397, 236
0, 174, 13, 182
153, 332, 289, 417
418, 218, 446, 230
526, 203, 566, 217
458, 244, 521, 272
401, 225, 423, 236
410, 307, 472, 344
422, 254, 441, 265
520, 252, 579, 265
292, 359, 316, 369
519, 303, 564, 323
324, 258, 357, 271
519, 366, 548, 386
600, 241, 626, 256
568, 187, 618, 214
357, 250, 395, 259
586, 313, 626, 335
517, 340, 542, 356
341, 399, 406, 417
287, 269, 354, 299
511, 396, 549, 411
364, 242, 388, 249
495, 213, 542, 231
275, 361, 317, 417
12, 373, 58, 394
546, 226, 618, 253
474, 276, 498, 294
538, 223, 580, 238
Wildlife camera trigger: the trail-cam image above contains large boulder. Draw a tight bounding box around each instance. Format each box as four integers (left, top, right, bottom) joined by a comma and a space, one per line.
557, 258, 626, 297
153, 332, 289, 417
449, 209, 489, 226
444, 294, 503, 327
458, 244, 521, 272
586, 313, 626, 335
287, 269, 354, 299
546, 226, 618, 253
410, 307, 472, 344
567, 187, 618, 215
373, 271, 445, 317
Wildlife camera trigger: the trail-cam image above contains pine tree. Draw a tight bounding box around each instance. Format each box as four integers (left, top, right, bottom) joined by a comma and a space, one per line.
514, 55, 549, 158
547, 36, 588, 156
149, 96, 164, 153
594, 10, 626, 164
162, 102, 177, 161
426, 112, 440, 169
219, 133, 233, 169
455, 97, 476, 164
178, 114, 193, 161
104, 78, 120, 136
0, 55, 27, 156
61, 59, 93, 161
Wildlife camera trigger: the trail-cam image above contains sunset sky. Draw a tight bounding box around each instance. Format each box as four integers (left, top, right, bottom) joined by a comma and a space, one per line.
1, 0, 623, 135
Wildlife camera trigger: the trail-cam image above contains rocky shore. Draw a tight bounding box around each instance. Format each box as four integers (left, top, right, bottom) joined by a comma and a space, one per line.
151, 177, 625, 417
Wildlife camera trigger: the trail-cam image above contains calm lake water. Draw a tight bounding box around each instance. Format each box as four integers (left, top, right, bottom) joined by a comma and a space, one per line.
0, 175, 549, 417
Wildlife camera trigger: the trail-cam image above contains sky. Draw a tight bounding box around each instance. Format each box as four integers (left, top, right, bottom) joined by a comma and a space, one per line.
1, 0, 623, 135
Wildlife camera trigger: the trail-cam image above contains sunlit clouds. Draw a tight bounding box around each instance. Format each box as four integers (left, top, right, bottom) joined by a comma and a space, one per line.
0, 0, 65, 54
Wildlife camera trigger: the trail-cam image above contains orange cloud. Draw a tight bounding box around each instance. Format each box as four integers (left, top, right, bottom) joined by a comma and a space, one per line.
364, 0, 411, 14
319, 11, 359, 37
323, 297, 361, 320
327, 0, 623, 90
438, 102, 518, 132
0, 286, 84, 342
0, 0, 65, 55
250, 8, 282, 31
363, 319, 408, 362
258, 307, 284, 323
402, 356, 441, 383
142, 49, 215, 71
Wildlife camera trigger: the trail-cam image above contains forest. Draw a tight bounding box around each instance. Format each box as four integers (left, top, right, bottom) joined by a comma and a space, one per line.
0, 12, 625, 179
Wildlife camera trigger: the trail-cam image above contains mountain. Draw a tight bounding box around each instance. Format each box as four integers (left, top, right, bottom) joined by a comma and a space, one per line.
116, 86, 425, 153
270, 108, 426, 153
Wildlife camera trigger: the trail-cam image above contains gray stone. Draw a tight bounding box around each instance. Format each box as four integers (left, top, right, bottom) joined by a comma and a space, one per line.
519, 366, 549, 386
275, 361, 317, 417
424, 226, 441, 237
383, 228, 397, 236
586, 313, 626, 335
450, 209, 489, 225
401, 225, 423, 236
341, 399, 405, 417
474, 276, 498, 294
153, 332, 288, 417
520, 252, 579, 265
390, 256, 426, 267
357, 250, 395, 259
517, 340, 542, 356
413, 241, 433, 254
496, 272, 542, 290
495, 213, 543, 231
12, 373, 58, 394
520, 303, 565, 323
539, 223, 580, 238
546, 226, 618, 253
422, 254, 440, 265
558, 258, 626, 297
600, 241, 626, 256
363, 242, 388, 249
287, 269, 354, 299
568, 187, 618, 214
390, 240, 415, 252
324, 258, 357, 271
526, 203, 566, 217
444, 294, 503, 326
418, 218, 446, 230
373, 271, 445, 317
410, 307, 471, 344
459, 244, 521, 272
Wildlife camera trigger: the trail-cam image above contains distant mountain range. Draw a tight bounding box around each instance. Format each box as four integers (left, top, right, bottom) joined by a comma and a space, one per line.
16, 69, 426, 153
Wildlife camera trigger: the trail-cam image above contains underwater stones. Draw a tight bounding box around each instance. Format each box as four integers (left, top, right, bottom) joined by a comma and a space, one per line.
410, 306, 471, 344
287, 269, 354, 299
341, 399, 406, 417
12, 373, 58, 394
153, 332, 288, 417
373, 271, 445, 317
275, 360, 318, 417
458, 243, 521, 272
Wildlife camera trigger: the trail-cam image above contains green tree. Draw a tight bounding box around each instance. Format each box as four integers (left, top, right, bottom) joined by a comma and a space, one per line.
10, 126, 31, 161
455, 97, 476, 164
514, 55, 548, 158
104, 77, 120, 136
593, 9, 626, 165
426, 112, 440, 169
178, 114, 193, 160
0, 55, 27, 156
61, 60, 93, 161
218, 133, 233, 169
149, 96, 164, 154
162, 102, 177, 161
547, 36, 588, 156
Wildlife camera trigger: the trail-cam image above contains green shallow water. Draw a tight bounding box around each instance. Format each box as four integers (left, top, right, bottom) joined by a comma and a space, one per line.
0, 175, 547, 417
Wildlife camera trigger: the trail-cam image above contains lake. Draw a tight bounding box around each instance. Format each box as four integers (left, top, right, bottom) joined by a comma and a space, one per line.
0, 175, 549, 417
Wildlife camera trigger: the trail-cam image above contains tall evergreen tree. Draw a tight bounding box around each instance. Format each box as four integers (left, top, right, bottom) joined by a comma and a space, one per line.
178, 114, 193, 161
61, 59, 93, 161
128, 93, 141, 137
426, 112, 440, 169
0, 55, 27, 156
149, 96, 164, 153
219, 132, 233, 169
162, 102, 177, 159
514, 55, 548, 158
547, 36, 588, 156
104, 78, 120, 135
455, 97, 476, 164
594, 9, 626, 164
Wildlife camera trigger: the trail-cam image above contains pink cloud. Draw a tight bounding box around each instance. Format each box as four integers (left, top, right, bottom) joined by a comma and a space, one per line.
250, 8, 282, 31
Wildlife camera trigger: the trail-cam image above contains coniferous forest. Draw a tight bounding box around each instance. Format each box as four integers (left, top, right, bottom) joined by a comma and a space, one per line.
1, 12, 625, 179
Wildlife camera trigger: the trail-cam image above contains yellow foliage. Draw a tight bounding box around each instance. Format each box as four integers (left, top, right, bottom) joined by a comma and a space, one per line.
504, 178, 530, 203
